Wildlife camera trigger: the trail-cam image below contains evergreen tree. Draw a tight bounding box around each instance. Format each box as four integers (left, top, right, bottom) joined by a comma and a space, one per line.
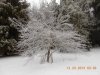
90, 0, 100, 46
0, 0, 29, 56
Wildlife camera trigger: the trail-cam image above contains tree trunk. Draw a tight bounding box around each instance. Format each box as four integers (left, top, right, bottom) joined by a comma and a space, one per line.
47, 49, 50, 63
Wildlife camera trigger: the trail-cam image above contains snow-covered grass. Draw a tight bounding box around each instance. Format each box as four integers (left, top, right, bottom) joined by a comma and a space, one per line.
0, 48, 100, 75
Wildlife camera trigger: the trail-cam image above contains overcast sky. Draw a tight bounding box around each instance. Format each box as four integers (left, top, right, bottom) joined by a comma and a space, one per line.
27, 0, 60, 8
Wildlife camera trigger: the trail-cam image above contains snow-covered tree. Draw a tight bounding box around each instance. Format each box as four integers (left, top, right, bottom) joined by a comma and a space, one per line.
18, 0, 91, 63
18, 17, 88, 62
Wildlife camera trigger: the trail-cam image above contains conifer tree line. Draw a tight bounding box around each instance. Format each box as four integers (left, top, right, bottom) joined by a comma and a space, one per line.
0, 0, 100, 57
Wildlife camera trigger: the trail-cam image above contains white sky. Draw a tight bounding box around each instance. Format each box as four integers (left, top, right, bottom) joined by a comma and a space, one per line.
27, 0, 60, 8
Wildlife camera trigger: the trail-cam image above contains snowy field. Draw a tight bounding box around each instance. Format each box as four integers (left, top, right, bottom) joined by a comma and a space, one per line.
0, 48, 100, 75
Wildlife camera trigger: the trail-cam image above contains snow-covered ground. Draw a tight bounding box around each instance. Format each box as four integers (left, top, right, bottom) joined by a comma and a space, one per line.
0, 48, 100, 75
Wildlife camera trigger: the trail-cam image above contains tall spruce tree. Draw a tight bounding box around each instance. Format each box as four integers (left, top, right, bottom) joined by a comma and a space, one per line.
0, 0, 29, 56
